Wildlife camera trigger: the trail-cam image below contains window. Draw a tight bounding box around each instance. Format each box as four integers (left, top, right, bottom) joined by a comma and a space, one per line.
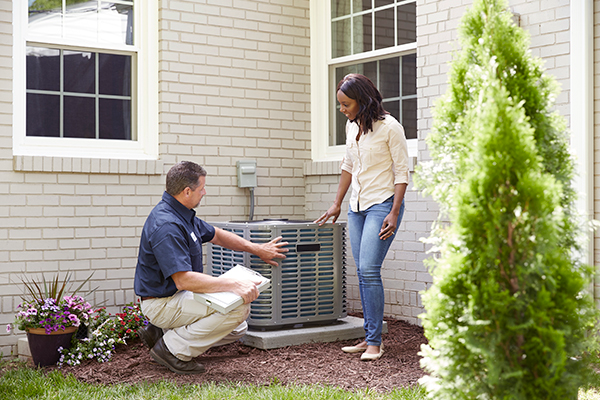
310, 0, 417, 160
14, 0, 158, 160
332, 55, 417, 145
27, 48, 133, 140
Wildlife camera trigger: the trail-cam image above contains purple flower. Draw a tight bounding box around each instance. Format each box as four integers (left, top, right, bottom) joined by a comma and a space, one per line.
14, 291, 95, 333
6, 324, 11, 333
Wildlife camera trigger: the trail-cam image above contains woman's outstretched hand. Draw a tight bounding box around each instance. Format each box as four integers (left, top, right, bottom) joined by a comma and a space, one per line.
315, 204, 341, 226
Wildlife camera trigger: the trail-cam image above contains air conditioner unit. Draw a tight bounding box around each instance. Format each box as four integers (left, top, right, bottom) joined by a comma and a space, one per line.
207, 220, 347, 329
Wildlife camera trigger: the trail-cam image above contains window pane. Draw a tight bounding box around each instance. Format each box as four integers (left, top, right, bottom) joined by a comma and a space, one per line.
362, 62, 378, 84
26, 93, 60, 137
374, 7, 395, 50
334, 113, 347, 146
100, 3, 134, 45
332, 18, 352, 58
380, 57, 399, 98
353, 0, 372, 12
28, 1, 62, 39
64, 51, 95, 94
397, 2, 416, 46
375, 0, 394, 7
27, 47, 60, 91
384, 100, 399, 123
332, 1, 415, 59
402, 98, 417, 139
332, 56, 416, 145
402, 53, 416, 96
29, 1, 62, 14
25, 1, 137, 143
99, 54, 131, 96
335, 62, 378, 88
354, 14, 372, 53
28, 0, 134, 46
332, 0, 351, 18
64, 0, 99, 42
64, 96, 96, 138
335, 66, 349, 87
99, 99, 131, 140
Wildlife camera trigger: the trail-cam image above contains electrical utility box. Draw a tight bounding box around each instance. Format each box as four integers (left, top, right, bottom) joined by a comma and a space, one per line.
207, 220, 347, 330
236, 160, 257, 188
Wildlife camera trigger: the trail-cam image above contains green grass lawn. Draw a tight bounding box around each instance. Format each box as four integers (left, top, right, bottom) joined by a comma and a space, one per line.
0, 360, 426, 400
2, 360, 600, 400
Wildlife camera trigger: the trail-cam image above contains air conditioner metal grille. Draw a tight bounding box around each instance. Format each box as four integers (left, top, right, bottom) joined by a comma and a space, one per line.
207, 220, 347, 329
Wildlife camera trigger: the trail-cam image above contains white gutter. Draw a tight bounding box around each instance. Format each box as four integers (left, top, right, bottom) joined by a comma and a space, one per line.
570, 1, 594, 277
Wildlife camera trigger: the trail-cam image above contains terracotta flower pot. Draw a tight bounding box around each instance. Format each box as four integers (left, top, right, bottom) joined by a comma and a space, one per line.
26, 326, 78, 367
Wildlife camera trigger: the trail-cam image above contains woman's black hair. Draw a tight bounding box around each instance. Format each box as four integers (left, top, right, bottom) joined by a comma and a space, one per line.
337, 74, 388, 137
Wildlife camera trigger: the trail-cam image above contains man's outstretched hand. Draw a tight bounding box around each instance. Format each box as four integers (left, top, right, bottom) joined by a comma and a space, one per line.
256, 236, 289, 266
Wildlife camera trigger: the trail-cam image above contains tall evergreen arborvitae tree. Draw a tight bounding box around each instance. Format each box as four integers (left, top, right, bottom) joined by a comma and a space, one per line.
416, 0, 598, 398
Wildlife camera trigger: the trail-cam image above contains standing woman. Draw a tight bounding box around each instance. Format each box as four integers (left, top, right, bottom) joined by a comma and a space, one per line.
315, 74, 409, 361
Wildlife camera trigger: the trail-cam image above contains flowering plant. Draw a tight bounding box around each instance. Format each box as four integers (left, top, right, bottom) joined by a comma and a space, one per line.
58, 307, 124, 366
9, 272, 94, 334
114, 301, 147, 340
14, 295, 92, 334
58, 301, 148, 366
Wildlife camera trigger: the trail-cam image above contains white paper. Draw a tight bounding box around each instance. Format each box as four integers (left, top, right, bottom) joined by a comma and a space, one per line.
193, 265, 270, 314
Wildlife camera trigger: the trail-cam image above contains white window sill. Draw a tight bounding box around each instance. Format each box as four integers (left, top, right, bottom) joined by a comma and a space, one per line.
13, 155, 163, 175
304, 157, 417, 176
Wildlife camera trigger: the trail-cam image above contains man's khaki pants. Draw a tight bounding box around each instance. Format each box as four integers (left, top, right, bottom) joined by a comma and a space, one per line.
141, 290, 249, 362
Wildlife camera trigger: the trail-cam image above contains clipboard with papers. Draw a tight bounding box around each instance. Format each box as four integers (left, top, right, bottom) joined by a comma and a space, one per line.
193, 264, 270, 314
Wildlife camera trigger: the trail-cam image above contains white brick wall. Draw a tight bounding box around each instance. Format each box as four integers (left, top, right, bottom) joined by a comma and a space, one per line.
159, 0, 311, 222
0, 0, 311, 358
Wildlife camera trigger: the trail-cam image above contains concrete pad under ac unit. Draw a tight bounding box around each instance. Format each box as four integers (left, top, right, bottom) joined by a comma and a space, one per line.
241, 316, 387, 350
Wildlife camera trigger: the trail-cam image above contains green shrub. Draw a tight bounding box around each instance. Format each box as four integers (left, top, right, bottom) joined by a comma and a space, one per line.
416, 0, 599, 399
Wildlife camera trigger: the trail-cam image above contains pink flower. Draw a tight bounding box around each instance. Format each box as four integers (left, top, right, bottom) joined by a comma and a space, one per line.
6, 324, 11, 333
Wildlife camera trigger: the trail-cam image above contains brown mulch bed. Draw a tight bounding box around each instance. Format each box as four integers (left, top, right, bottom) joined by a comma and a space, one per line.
49, 313, 427, 392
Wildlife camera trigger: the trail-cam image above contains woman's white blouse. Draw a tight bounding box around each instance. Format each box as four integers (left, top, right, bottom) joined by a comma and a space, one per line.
340, 114, 409, 212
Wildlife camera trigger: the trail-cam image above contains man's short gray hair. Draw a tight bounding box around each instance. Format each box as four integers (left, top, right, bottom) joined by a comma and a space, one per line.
166, 161, 207, 196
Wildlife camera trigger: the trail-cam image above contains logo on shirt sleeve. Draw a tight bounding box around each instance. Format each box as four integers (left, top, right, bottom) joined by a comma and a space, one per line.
190, 232, 198, 242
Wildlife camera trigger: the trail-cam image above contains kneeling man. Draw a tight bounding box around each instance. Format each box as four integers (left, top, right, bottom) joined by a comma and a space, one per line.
134, 161, 288, 374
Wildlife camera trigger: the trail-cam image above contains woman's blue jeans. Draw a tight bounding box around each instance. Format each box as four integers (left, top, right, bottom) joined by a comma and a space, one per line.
348, 196, 404, 346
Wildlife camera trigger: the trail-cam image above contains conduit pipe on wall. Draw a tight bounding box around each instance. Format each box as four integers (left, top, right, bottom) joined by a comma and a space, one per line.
570, 1, 594, 280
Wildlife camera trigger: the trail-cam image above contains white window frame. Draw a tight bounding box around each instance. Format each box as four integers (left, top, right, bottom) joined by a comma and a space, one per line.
13, 1, 158, 161
310, 0, 417, 162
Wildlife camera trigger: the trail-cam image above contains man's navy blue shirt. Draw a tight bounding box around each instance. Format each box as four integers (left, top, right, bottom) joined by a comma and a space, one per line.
134, 192, 216, 298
